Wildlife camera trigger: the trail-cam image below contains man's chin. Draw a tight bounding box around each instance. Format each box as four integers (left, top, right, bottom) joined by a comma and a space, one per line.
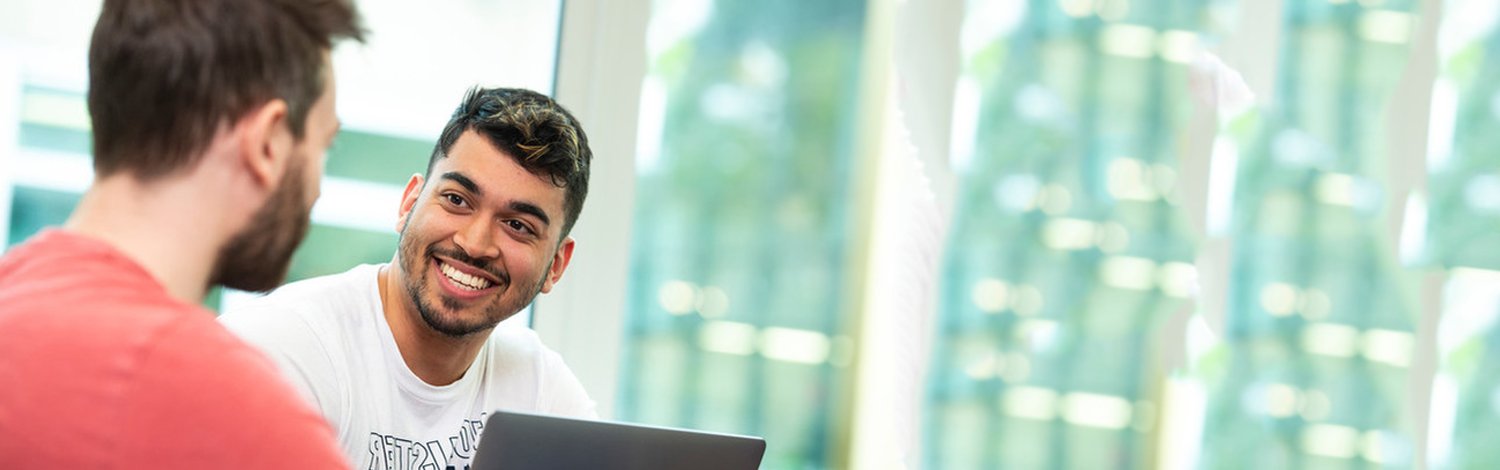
416, 300, 500, 338
422, 318, 494, 338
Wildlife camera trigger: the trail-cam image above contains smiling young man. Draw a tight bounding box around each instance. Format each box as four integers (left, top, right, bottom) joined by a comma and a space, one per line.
0, 0, 364, 467
220, 87, 596, 469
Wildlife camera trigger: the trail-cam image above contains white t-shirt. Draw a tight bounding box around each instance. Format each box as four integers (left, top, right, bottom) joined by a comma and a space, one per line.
220, 264, 596, 470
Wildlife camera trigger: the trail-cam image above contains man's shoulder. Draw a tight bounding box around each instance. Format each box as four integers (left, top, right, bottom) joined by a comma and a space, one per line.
218, 264, 383, 367
484, 322, 549, 356
150, 309, 291, 378
220, 264, 381, 328
0, 294, 347, 467
0, 230, 177, 316
119, 315, 348, 466
239, 263, 381, 310
24, 304, 309, 423
482, 322, 573, 374
481, 322, 597, 417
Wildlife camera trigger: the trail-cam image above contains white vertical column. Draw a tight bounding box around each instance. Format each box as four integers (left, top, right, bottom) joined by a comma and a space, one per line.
844, 0, 958, 467
847, 1, 963, 467
892, 0, 962, 214
1163, 1, 1283, 468
1218, 0, 1283, 108
1181, 0, 1283, 342
838, 0, 897, 464
1393, 0, 1446, 468
533, 0, 651, 420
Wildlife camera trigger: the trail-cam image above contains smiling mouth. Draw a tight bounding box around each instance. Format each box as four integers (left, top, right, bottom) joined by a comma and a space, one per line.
438, 260, 495, 291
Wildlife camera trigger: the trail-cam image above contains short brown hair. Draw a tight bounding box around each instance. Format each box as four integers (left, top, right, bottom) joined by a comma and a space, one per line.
428, 87, 593, 237
87, 0, 366, 180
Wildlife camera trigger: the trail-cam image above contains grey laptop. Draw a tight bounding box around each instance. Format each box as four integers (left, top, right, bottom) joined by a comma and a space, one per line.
471, 410, 767, 470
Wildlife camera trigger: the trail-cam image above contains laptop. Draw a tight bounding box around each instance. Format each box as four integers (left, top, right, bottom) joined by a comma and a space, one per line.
471, 410, 767, 470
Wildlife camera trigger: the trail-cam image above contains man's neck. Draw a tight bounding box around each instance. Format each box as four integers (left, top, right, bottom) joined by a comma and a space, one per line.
376, 264, 490, 386
64, 174, 230, 304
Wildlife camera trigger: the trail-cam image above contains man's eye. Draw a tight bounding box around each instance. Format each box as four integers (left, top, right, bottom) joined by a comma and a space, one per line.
506, 220, 532, 234
444, 194, 465, 206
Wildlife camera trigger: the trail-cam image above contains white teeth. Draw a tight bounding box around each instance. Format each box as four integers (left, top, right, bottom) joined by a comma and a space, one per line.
439, 262, 493, 290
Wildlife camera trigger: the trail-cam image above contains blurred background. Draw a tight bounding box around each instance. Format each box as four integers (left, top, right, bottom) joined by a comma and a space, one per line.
2, 0, 1498, 468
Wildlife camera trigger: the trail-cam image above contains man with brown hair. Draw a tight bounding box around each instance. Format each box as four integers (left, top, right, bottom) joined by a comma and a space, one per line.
221, 87, 596, 469
0, 0, 364, 466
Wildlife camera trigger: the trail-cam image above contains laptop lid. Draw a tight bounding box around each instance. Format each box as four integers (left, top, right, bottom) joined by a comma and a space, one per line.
471, 410, 766, 470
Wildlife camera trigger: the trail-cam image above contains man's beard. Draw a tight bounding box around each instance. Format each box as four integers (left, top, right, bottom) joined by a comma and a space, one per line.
209, 159, 313, 292
396, 213, 550, 337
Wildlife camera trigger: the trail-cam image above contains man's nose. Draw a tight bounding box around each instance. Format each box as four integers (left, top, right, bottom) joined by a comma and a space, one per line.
452, 216, 501, 260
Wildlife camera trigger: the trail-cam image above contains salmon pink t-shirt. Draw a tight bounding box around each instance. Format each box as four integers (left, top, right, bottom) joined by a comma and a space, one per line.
0, 230, 348, 469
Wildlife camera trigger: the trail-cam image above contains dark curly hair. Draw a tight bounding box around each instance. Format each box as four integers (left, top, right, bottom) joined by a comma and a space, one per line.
428, 87, 593, 237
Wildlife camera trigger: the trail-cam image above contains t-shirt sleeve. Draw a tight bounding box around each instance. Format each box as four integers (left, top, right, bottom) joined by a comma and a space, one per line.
116, 319, 349, 468
539, 348, 598, 419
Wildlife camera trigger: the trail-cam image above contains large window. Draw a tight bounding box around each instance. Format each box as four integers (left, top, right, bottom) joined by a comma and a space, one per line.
1194, 1, 1423, 467
614, 1, 869, 468
926, 0, 1210, 468
923, 0, 1450, 468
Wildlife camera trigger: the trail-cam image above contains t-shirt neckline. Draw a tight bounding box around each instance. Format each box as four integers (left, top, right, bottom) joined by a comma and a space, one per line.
365, 263, 489, 403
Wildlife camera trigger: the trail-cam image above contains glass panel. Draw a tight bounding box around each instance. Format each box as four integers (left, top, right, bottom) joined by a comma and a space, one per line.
1426, 0, 1500, 269
1430, 268, 1500, 469
7, 186, 78, 245
1428, 1, 1500, 468
1196, 1, 1421, 468
615, 0, 868, 468
926, 0, 1214, 468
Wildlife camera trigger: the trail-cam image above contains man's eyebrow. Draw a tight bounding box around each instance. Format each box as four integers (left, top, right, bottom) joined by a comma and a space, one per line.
509, 201, 552, 227
439, 171, 481, 195
438, 171, 552, 227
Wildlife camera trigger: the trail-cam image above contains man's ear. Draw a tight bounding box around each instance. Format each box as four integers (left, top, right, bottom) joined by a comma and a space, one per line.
540, 237, 575, 294
395, 173, 425, 233
238, 99, 292, 190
